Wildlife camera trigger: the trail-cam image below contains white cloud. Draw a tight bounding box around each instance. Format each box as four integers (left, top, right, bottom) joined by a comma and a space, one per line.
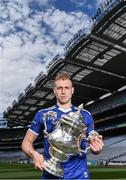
0, 0, 91, 113
43, 9, 91, 46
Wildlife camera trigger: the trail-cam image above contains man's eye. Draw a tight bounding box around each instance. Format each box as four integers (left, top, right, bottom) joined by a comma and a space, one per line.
65, 87, 70, 89
57, 87, 62, 90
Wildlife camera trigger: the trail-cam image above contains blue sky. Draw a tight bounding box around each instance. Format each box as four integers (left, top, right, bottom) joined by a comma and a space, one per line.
0, 0, 106, 116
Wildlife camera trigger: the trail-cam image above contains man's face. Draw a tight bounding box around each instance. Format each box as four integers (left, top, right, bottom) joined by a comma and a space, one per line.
53, 79, 74, 105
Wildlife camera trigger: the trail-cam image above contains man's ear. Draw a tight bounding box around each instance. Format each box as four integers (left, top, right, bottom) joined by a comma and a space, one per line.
72, 87, 74, 95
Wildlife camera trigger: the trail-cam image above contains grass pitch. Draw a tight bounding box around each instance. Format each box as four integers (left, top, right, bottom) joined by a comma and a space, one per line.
0, 162, 126, 179
90, 166, 126, 179
0, 162, 41, 179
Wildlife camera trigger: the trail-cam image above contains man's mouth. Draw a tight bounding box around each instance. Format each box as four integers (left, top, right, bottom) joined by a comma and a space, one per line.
61, 96, 67, 98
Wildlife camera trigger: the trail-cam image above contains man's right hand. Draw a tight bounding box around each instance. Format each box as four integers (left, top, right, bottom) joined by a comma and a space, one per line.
33, 151, 45, 170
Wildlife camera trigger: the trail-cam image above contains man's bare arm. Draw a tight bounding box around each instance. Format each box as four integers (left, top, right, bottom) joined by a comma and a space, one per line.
21, 130, 44, 170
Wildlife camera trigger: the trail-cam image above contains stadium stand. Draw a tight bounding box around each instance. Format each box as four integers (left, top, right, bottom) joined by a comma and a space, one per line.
0, 128, 43, 150
0, 148, 43, 163
87, 135, 126, 165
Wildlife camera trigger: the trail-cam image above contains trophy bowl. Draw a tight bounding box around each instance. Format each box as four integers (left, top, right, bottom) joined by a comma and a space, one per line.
43, 104, 88, 177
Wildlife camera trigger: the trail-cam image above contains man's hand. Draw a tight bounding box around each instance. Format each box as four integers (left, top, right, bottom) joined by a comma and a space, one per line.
89, 134, 104, 154
33, 151, 45, 170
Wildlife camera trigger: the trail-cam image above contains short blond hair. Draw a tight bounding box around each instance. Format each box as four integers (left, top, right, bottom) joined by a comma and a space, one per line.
54, 73, 73, 86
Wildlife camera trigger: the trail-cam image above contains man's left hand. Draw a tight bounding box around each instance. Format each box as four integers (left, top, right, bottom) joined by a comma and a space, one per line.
89, 134, 104, 154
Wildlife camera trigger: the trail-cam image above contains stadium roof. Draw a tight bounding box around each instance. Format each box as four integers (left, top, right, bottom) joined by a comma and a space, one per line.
3, 0, 126, 127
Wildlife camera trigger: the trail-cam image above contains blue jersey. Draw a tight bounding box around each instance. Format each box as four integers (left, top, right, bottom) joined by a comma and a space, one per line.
29, 105, 94, 179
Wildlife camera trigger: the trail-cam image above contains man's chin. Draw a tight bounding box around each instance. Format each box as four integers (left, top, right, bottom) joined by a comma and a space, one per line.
59, 100, 69, 105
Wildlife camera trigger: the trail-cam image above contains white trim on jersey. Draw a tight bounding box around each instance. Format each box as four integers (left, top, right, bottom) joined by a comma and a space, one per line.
82, 108, 92, 116
29, 128, 39, 136
58, 107, 72, 113
38, 105, 56, 113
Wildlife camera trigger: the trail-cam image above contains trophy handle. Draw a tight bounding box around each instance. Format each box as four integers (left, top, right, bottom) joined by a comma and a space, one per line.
77, 130, 99, 154
77, 133, 88, 154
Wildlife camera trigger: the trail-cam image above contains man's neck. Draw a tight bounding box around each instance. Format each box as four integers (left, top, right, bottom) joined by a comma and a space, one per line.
57, 102, 72, 110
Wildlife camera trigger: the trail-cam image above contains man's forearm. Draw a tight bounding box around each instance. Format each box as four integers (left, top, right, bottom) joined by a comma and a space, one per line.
21, 140, 37, 160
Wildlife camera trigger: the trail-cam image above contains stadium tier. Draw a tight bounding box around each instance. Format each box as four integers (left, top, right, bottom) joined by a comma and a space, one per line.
87, 135, 126, 164
0, 128, 43, 150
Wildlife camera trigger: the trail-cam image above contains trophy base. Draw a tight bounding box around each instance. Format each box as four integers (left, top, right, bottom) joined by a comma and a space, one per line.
44, 159, 63, 177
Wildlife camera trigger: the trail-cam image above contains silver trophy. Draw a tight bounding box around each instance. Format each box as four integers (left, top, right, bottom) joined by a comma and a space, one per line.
43, 104, 98, 177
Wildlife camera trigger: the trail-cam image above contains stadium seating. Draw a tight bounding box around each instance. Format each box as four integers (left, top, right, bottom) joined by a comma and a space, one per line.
0, 127, 43, 150
87, 135, 126, 163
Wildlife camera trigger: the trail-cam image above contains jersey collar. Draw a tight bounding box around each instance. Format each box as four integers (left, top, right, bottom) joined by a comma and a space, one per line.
56, 104, 77, 113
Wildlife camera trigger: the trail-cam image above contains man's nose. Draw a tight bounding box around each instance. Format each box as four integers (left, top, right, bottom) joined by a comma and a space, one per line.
62, 88, 66, 94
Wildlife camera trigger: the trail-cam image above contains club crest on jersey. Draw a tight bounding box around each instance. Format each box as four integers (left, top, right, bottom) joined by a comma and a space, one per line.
43, 111, 57, 123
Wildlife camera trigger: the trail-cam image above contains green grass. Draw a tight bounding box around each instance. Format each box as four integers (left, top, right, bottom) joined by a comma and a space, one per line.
0, 162, 41, 179
90, 166, 126, 179
0, 162, 126, 179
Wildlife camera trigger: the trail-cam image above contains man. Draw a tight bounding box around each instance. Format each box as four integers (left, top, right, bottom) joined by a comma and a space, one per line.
22, 73, 104, 179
